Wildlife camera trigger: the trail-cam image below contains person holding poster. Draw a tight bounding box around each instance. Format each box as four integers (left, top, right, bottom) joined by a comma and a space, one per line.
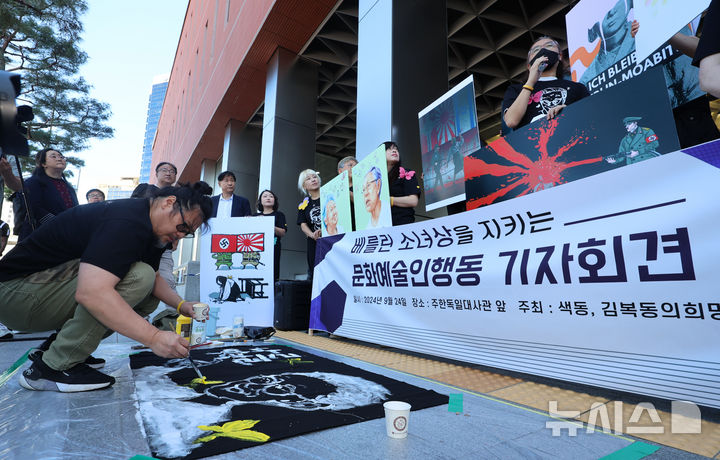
384, 142, 421, 226
502, 37, 590, 131
297, 169, 322, 280
254, 189, 286, 281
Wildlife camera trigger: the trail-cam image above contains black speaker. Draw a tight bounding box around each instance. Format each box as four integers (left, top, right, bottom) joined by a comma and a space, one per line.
274, 280, 312, 330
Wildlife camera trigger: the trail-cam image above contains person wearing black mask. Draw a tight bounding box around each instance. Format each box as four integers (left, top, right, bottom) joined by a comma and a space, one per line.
502, 37, 590, 132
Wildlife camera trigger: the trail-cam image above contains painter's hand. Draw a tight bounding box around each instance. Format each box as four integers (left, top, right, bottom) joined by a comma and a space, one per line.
149, 330, 190, 358
546, 104, 566, 120
180, 300, 203, 319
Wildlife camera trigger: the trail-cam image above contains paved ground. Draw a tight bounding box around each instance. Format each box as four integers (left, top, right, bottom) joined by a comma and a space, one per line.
0, 331, 711, 459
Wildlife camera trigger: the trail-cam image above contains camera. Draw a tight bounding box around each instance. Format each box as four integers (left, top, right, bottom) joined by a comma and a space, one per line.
0, 70, 33, 157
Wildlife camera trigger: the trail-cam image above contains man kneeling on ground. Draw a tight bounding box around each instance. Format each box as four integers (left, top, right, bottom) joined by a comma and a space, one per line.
0, 181, 213, 392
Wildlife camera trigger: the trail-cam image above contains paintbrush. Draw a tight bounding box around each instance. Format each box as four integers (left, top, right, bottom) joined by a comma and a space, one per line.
186, 353, 204, 379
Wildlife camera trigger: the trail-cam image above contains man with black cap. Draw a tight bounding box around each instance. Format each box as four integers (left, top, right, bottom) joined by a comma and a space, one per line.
607, 116, 660, 165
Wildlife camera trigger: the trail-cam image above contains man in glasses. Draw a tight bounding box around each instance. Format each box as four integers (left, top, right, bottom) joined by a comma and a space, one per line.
0, 182, 213, 392
131, 162, 181, 315
86, 189, 105, 203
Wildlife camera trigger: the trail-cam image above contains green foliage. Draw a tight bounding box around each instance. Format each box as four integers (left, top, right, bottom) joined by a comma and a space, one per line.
0, 0, 114, 177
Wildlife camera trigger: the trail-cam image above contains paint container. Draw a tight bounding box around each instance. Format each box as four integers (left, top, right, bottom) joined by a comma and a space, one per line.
233, 316, 244, 338
206, 306, 220, 337
383, 401, 411, 438
190, 303, 210, 345
175, 315, 192, 342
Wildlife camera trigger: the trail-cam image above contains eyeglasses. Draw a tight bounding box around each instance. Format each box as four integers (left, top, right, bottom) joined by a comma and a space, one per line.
157, 168, 176, 174
176, 205, 196, 237
529, 41, 559, 57
47, 154, 66, 160
87, 193, 104, 199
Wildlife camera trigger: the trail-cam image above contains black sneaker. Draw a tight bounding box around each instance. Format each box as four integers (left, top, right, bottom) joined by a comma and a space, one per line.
18, 359, 115, 392
31, 335, 106, 369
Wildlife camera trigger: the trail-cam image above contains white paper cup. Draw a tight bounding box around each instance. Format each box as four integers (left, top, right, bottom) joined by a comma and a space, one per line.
383, 401, 411, 438
193, 303, 209, 322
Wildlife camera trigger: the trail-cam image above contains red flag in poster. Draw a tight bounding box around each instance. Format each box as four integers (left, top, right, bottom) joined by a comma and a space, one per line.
211, 234, 237, 253
236, 233, 264, 252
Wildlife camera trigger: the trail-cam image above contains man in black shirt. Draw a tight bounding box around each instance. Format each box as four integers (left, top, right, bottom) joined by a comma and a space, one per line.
0, 182, 212, 392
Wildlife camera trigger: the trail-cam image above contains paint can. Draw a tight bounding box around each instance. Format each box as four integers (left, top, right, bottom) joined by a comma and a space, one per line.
190, 303, 210, 345
233, 316, 244, 338
206, 306, 220, 337
175, 315, 192, 341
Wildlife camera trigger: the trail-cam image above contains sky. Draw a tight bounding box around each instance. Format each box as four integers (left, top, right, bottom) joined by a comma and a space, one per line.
70, 1, 189, 199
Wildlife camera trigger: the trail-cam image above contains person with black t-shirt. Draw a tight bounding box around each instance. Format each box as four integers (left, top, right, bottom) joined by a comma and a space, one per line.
254, 189, 287, 281
0, 182, 213, 393
502, 37, 590, 132
296, 169, 322, 280
18, 148, 79, 242
383, 141, 421, 226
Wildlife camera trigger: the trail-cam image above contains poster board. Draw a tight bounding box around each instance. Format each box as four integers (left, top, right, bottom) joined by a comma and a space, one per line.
418, 75, 481, 211
320, 170, 353, 235
465, 67, 679, 209
633, 0, 710, 63
566, 0, 703, 107
351, 145, 392, 230
199, 216, 274, 329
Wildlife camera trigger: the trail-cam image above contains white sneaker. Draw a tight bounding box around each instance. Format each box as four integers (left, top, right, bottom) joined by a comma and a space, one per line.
0, 323, 12, 340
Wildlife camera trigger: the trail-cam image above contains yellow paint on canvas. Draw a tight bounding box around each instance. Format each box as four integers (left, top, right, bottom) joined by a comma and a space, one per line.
188, 376, 223, 387
195, 419, 270, 443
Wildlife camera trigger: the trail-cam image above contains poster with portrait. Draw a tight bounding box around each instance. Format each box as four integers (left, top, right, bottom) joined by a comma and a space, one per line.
418, 75, 482, 211
465, 67, 679, 209
633, 0, 710, 63
199, 217, 275, 329
351, 145, 392, 230
320, 170, 352, 235
566, 0, 703, 108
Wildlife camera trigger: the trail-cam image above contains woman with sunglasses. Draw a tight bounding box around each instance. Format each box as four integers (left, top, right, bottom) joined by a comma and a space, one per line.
0, 182, 213, 393
18, 148, 79, 241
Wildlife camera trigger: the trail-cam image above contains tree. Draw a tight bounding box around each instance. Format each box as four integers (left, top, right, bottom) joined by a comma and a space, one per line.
0, 0, 113, 176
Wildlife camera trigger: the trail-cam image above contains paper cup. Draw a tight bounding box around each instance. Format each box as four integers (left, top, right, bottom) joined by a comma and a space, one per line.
193, 303, 209, 322
383, 401, 411, 438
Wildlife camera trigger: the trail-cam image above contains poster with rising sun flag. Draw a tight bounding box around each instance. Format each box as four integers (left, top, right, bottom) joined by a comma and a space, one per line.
465, 66, 679, 209
418, 75, 482, 211
200, 217, 274, 330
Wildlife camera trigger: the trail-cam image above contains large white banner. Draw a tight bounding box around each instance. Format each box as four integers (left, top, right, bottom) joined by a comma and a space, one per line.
310, 141, 720, 408
199, 217, 274, 329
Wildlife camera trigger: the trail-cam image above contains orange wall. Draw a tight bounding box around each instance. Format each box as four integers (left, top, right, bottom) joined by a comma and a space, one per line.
152, 0, 336, 184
